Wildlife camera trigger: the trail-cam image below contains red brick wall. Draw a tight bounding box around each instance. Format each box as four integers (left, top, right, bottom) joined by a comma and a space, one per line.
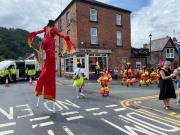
76, 1, 131, 69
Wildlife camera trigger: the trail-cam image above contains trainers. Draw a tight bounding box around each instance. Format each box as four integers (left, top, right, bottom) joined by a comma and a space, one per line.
76, 96, 80, 99
80, 93, 85, 97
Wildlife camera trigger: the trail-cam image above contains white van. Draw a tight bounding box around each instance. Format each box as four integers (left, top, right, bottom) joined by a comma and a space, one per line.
0, 60, 40, 83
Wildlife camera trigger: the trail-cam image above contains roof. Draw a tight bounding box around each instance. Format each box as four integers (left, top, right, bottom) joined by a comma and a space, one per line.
55, 0, 131, 22
146, 37, 177, 52
0, 60, 15, 70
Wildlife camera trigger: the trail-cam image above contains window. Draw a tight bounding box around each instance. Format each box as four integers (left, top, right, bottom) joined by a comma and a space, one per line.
166, 48, 174, 58
117, 31, 122, 46
65, 57, 73, 72
66, 12, 71, 26
116, 14, 122, 26
91, 28, 98, 44
136, 62, 141, 70
90, 8, 97, 21
59, 20, 62, 31
67, 30, 70, 36
89, 55, 107, 72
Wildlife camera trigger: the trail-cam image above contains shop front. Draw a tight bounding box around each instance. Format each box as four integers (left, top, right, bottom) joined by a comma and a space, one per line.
60, 49, 111, 79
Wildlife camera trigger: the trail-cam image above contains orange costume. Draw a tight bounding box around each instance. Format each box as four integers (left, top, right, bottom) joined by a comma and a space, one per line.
139, 67, 150, 86
28, 24, 75, 101
97, 71, 112, 96
121, 63, 136, 86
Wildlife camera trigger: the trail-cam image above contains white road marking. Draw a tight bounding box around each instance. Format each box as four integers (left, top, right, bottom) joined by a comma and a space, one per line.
0, 107, 13, 120
16, 104, 34, 118
62, 126, 75, 135
85, 108, 100, 112
114, 108, 127, 112
61, 111, 79, 116
0, 122, 16, 128
29, 116, 50, 122
47, 130, 55, 135
105, 104, 118, 108
0, 130, 14, 135
93, 111, 108, 116
32, 121, 54, 128
66, 115, 84, 121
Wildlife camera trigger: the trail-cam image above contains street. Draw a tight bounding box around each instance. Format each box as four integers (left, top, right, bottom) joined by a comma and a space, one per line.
0, 79, 179, 135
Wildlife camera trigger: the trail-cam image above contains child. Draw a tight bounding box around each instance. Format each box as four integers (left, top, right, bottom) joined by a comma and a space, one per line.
73, 63, 85, 99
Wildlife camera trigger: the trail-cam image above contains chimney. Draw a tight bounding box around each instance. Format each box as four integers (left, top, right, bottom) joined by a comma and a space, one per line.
143, 43, 148, 48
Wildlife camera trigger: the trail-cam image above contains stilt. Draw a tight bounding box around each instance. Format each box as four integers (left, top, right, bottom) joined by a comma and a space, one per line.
36, 96, 40, 107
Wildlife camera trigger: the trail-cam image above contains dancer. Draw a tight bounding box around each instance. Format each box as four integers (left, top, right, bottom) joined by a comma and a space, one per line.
97, 71, 112, 96
28, 20, 75, 101
73, 63, 85, 99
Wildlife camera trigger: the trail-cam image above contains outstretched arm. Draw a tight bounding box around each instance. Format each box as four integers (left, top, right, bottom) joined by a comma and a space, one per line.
53, 27, 64, 38
28, 27, 45, 48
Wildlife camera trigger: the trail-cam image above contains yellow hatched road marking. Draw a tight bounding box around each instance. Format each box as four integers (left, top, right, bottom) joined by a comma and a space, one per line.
132, 108, 180, 126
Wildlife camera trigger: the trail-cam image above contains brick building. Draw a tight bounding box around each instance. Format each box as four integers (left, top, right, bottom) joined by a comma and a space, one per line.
54, 0, 131, 79
144, 36, 179, 69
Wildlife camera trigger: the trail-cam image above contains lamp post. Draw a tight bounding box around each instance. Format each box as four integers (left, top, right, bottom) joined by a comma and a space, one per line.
149, 34, 152, 63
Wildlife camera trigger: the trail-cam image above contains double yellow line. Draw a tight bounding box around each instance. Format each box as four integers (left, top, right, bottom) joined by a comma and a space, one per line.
120, 95, 180, 126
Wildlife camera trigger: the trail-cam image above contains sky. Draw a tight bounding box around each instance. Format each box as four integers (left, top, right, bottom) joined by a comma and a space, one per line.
0, 0, 179, 47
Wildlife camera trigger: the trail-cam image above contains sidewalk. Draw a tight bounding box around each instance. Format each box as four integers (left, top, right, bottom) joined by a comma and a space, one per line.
56, 77, 125, 85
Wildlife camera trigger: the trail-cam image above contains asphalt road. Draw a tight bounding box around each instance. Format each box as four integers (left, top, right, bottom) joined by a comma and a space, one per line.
0, 80, 179, 135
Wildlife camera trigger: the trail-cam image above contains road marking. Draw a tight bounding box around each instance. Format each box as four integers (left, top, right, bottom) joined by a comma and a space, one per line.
0, 130, 14, 135
85, 108, 100, 112
102, 118, 161, 135
66, 115, 84, 121
105, 104, 118, 108
93, 111, 108, 116
29, 116, 50, 122
61, 111, 79, 116
120, 95, 158, 107
32, 121, 54, 128
114, 108, 127, 112
168, 112, 180, 118
0, 122, 16, 128
62, 126, 74, 135
47, 130, 55, 135
136, 109, 180, 126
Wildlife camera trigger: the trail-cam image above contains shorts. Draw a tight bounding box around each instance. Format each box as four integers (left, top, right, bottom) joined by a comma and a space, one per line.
177, 80, 180, 88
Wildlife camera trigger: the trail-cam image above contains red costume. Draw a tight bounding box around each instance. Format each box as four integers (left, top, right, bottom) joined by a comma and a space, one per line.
97, 71, 112, 96
28, 26, 75, 101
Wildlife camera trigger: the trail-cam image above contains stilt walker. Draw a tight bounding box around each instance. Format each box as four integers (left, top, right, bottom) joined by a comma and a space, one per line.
28, 20, 75, 113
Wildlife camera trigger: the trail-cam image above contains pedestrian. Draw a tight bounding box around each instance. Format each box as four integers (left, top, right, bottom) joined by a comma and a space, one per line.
173, 67, 180, 105
159, 61, 176, 110
73, 63, 85, 99
28, 20, 75, 101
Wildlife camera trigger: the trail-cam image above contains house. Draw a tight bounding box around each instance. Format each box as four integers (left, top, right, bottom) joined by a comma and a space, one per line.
144, 36, 179, 69
54, 0, 131, 79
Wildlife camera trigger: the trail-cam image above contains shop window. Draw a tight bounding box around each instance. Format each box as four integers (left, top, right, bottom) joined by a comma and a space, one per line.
89, 56, 107, 72
65, 57, 73, 72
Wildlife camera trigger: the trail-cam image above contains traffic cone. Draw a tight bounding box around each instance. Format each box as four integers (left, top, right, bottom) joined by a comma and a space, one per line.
29, 76, 32, 85
5, 77, 9, 87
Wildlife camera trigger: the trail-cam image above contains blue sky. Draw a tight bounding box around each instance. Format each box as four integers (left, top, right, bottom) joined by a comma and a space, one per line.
105, 0, 151, 12
0, 0, 179, 47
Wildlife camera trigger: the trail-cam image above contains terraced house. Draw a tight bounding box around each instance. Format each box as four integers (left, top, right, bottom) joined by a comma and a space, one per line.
55, 0, 131, 79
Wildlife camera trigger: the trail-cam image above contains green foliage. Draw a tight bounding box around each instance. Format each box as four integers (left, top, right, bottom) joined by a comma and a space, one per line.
0, 27, 41, 61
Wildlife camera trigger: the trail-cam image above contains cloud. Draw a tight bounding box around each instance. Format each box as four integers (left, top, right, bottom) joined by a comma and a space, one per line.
132, 0, 180, 47
0, 0, 72, 32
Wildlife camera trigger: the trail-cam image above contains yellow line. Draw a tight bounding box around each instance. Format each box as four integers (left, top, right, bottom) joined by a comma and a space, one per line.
134, 108, 180, 126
